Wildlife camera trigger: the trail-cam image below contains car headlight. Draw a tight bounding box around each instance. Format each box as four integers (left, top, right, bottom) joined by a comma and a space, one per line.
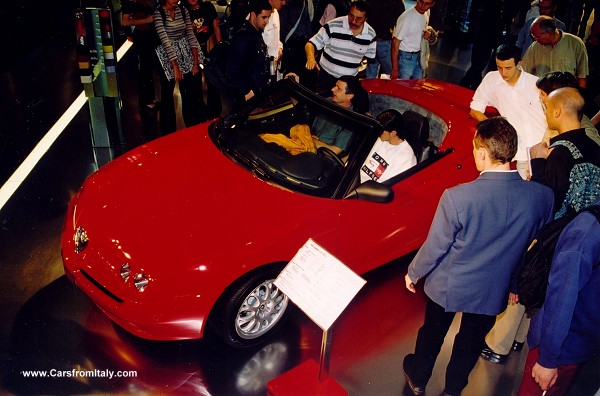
133, 273, 149, 292
74, 227, 89, 253
120, 264, 150, 292
120, 263, 131, 282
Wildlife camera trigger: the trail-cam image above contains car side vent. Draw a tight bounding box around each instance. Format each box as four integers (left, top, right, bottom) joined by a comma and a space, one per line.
81, 269, 124, 303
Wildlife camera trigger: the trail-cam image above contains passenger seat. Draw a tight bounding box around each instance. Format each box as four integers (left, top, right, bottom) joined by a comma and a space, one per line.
403, 110, 438, 163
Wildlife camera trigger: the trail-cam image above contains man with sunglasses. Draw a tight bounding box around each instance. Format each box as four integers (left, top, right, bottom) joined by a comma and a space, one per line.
516, 0, 565, 58
522, 15, 588, 89
305, 0, 377, 92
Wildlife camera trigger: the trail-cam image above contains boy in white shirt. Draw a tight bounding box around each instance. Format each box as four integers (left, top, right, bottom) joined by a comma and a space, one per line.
470, 43, 547, 180
361, 109, 417, 183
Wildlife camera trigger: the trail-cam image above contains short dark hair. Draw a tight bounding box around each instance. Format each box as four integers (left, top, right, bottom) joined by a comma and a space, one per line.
339, 75, 361, 95
496, 44, 522, 63
339, 75, 369, 114
249, 0, 273, 15
535, 71, 578, 94
350, 1, 369, 18
377, 109, 404, 134
474, 117, 518, 163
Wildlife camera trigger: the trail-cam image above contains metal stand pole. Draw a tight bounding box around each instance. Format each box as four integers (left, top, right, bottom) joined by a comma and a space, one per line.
318, 329, 332, 382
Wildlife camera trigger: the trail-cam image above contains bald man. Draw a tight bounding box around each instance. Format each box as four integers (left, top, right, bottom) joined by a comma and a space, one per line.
530, 87, 600, 218
482, 85, 600, 366
522, 16, 588, 88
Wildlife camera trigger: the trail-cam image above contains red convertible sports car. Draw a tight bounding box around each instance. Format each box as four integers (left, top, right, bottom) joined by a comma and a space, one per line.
62, 78, 478, 347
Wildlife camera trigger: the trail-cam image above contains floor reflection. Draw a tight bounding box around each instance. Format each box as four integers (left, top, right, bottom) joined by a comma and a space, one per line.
4, 276, 319, 395
4, 247, 600, 395
2, 2, 599, 394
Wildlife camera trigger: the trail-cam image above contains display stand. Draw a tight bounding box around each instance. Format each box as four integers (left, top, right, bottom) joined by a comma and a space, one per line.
267, 239, 366, 395
266, 358, 346, 396
319, 329, 332, 381
74, 6, 124, 168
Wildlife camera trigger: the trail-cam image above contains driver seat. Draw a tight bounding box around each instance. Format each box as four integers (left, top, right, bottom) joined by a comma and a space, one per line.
403, 110, 437, 163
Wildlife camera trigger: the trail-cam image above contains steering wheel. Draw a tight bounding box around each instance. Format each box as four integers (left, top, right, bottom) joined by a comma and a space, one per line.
317, 146, 344, 167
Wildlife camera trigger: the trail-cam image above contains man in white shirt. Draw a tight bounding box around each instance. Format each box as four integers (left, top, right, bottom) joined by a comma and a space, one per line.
361, 109, 417, 183
264, 0, 285, 78
391, 0, 436, 80
470, 43, 547, 180
248, 0, 285, 80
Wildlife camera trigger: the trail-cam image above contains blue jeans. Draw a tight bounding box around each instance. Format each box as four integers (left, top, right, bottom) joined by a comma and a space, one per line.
398, 50, 423, 80
366, 39, 392, 78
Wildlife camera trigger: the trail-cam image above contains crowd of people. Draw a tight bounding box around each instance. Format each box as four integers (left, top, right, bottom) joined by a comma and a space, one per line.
116, 0, 600, 394
117, 0, 599, 134
117, 0, 438, 134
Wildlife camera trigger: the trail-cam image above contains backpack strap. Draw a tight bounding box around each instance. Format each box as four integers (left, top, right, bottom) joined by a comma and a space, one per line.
550, 140, 583, 160
285, 0, 306, 43
158, 5, 166, 24
180, 3, 187, 21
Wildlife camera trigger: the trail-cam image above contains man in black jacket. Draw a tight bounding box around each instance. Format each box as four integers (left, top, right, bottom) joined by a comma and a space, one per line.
226, 0, 273, 102
530, 87, 600, 219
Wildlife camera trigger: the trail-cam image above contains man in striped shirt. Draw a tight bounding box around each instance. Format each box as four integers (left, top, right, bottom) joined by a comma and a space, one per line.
304, 0, 376, 92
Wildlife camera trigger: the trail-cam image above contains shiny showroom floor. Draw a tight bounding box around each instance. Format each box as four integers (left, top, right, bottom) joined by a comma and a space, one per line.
1, 1, 600, 395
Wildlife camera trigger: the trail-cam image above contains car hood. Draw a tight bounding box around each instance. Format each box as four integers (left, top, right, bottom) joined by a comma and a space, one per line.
72, 125, 337, 290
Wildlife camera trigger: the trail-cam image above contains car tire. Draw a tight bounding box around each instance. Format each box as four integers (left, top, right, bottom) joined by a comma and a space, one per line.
211, 265, 289, 348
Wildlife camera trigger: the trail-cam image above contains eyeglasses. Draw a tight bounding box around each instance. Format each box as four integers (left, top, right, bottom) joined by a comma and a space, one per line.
531, 31, 547, 41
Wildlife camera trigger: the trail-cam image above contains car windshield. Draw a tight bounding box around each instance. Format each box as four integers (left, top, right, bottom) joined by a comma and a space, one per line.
211, 79, 382, 198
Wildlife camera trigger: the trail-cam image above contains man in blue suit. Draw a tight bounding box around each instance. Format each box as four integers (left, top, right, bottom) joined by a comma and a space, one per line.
402, 117, 554, 396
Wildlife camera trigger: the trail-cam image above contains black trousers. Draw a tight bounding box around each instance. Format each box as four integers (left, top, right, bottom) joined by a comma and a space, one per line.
282, 36, 318, 91
200, 44, 222, 119
133, 30, 159, 108
411, 297, 496, 394
315, 68, 338, 95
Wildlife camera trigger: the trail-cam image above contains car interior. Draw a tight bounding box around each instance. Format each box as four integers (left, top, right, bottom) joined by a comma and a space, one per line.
213, 84, 450, 199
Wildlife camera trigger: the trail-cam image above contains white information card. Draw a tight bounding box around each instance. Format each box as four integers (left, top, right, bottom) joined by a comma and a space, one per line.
274, 238, 367, 331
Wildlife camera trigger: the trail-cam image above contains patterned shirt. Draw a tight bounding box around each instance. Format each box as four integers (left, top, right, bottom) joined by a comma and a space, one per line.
309, 15, 376, 78
360, 139, 416, 183
154, 5, 199, 63
531, 128, 600, 218
186, 1, 219, 45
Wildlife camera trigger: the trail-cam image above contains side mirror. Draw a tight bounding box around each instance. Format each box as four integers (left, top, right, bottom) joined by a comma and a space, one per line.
345, 180, 394, 203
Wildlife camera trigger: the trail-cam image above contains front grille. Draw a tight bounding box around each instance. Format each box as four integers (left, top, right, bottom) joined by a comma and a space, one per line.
81, 269, 124, 303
